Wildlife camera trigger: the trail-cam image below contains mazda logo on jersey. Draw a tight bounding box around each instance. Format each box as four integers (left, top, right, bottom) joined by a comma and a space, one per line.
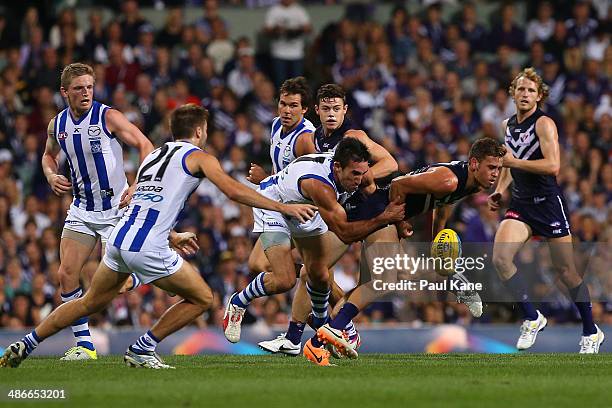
88, 125, 101, 137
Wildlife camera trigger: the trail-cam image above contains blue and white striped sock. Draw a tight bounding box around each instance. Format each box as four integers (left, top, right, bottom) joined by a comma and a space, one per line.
232, 272, 267, 308
61, 287, 95, 351
130, 330, 160, 354
21, 330, 41, 357
306, 282, 330, 328
345, 321, 357, 339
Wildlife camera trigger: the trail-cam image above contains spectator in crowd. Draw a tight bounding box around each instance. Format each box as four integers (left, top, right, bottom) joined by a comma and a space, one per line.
264, 0, 311, 86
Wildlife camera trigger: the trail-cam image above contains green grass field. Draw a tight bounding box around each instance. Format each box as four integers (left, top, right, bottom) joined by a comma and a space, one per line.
0, 354, 610, 408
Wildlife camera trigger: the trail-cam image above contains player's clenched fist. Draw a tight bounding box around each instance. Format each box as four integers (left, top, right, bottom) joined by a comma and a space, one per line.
47, 174, 72, 195
382, 199, 405, 223
247, 163, 269, 185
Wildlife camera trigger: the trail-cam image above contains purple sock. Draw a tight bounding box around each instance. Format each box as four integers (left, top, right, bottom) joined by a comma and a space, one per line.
285, 321, 305, 345
503, 272, 538, 320
330, 303, 360, 331
569, 282, 597, 335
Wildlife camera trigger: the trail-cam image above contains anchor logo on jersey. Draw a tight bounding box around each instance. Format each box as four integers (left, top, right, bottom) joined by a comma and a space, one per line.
519, 131, 530, 142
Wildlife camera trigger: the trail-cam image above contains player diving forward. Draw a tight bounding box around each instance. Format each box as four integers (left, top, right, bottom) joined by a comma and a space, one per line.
0, 104, 317, 369
241, 84, 400, 354
489, 67, 604, 353
306, 138, 505, 365
223, 138, 405, 344
42, 62, 154, 360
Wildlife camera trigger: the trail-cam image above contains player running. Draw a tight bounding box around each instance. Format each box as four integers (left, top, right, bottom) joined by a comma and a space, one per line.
223, 138, 405, 345
0, 104, 317, 369
489, 67, 604, 353
42, 63, 154, 360
306, 138, 505, 365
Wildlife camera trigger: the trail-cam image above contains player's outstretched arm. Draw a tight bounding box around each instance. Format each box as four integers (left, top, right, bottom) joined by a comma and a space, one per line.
105, 108, 154, 163
189, 150, 317, 223
302, 178, 405, 244
390, 167, 457, 204
345, 130, 398, 178
502, 116, 560, 176
42, 117, 72, 196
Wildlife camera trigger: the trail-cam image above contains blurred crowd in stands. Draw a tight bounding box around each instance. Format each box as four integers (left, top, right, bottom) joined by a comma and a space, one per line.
0, 0, 610, 331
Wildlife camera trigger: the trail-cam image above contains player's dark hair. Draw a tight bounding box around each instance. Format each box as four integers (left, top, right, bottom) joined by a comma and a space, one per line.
170, 104, 209, 140
333, 137, 371, 168
316, 83, 346, 105
468, 138, 506, 162
508, 67, 550, 107
280, 76, 311, 108
61, 63, 95, 89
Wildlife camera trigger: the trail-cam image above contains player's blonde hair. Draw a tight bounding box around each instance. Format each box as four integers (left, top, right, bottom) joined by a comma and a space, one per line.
508, 67, 549, 107
60, 63, 95, 90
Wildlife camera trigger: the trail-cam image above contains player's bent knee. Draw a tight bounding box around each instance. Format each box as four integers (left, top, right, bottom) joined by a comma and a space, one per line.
198, 287, 214, 310
307, 264, 330, 285
248, 257, 268, 274
556, 265, 580, 287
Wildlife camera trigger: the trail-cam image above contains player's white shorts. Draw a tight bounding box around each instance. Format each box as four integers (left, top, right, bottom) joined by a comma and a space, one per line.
252, 184, 328, 238
253, 207, 328, 238
102, 244, 184, 284
62, 203, 125, 242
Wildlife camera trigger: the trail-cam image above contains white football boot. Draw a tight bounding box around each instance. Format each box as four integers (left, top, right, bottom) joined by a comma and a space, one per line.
516, 310, 547, 350
223, 293, 246, 343
124, 347, 175, 369
316, 324, 358, 359
579, 325, 605, 354
258, 333, 301, 356
456, 290, 483, 318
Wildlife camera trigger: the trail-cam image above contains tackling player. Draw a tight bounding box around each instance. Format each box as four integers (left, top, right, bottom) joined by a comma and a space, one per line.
307, 138, 505, 365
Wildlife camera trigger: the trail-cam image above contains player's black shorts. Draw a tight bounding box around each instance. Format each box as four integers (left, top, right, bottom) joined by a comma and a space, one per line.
344, 187, 390, 222
504, 194, 571, 238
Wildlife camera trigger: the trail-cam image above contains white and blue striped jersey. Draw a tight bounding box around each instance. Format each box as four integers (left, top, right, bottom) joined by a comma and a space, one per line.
109, 141, 202, 252
55, 101, 128, 211
259, 152, 353, 205
270, 116, 315, 173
